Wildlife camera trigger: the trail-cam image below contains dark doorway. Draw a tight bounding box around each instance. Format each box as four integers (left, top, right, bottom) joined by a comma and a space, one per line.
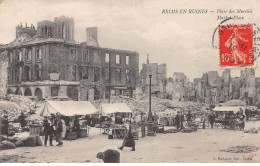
35, 88, 43, 101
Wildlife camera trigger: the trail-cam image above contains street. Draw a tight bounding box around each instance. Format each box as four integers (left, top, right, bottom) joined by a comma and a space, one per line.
1, 121, 260, 163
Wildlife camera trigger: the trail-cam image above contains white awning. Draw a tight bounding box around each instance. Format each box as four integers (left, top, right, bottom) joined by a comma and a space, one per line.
99, 103, 132, 115
36, 101, 98, 116
213, 106, 241, 114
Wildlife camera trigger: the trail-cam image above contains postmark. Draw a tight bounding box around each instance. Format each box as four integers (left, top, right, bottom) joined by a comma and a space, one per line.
219, 24, 254, 67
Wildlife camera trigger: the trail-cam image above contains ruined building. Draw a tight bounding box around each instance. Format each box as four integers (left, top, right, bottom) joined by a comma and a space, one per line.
139, 54, 166, 98
0, 16, 139, 101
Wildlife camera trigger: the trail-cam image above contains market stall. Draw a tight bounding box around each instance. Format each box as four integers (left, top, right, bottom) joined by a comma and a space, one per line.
98, 103, 133, 139
213, 106, 243, 130
158, 108, 178, 126
222, 99, 247, 107
36, 101, 98, 139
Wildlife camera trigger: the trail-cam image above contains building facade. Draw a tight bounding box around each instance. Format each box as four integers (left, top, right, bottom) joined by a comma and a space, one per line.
139, 55, 166, 98
0, 16, 139, 101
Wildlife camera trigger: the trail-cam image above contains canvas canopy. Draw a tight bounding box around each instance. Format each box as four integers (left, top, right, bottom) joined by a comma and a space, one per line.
36, 101, 98, 117
213, 106, 241, 114
99, 103, 132, 115
222, 99, 246, 106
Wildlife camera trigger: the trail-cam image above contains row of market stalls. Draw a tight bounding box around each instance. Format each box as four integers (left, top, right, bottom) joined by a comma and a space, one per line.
156, 99, 260, 130
35, 101, 133, 139
0, 98, 134, 141
2, 97, 260, 141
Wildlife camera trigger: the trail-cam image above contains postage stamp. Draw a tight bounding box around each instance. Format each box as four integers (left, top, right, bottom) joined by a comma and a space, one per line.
219, 24, 254, 67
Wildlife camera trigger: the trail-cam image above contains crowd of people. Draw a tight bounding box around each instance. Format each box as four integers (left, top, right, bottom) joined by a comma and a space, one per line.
155, 108, 248, 132
0, 105, 253, 163
42, 113, 64, 146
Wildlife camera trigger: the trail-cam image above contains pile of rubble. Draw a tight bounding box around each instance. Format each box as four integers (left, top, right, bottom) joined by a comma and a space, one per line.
92, 95, 206, 116
0, 95, 37, 121
92, 95, 167, 114
8, 94, 36, 112
0, 109, 20, 122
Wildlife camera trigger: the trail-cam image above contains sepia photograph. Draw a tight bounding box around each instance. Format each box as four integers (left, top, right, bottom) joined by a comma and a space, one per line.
0, 0, 260, 163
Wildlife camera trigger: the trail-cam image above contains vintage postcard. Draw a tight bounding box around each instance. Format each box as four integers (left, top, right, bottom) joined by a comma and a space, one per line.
1, 0, 260, 164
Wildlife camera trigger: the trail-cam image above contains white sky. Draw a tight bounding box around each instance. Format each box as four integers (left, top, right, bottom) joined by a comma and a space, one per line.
0, 0, 260, 81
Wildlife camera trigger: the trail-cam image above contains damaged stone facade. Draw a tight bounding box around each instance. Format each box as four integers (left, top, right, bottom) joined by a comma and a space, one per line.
0, 16, 139, 101
188, 69, 258, 105
139, 55, 166, 98
164, 68, 259, 105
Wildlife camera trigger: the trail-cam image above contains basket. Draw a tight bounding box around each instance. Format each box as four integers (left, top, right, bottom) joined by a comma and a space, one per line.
108, 134, 113, 139
80, 129, 88, 138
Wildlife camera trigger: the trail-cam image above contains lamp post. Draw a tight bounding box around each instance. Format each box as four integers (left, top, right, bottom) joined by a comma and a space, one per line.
147, 74, 155, 136
108, 56, 111, 103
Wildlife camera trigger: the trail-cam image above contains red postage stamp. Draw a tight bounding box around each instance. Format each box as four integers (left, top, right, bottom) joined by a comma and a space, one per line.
219, 24, 254, 67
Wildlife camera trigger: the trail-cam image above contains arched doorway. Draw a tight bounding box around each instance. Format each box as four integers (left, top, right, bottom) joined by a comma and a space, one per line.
94, 88, 100, 100
24, 88, 32, 96
35, 88, 42, 101
6, 89, 13, 95
15, 88, 22, 95
67, 87, 78, 101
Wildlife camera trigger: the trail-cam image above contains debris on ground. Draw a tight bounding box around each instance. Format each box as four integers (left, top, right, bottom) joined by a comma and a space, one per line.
92, 95, 206, 115
0, 155, 21, 163
0, 95, 36, 121
244, 128, 258, 134
220, 146, 259, 153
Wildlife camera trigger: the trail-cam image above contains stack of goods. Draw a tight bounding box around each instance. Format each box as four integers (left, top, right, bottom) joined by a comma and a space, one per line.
0, 135, 42, 150
165, 128, 178, 133
158, 126, 165, 133
181, 128, 194, 133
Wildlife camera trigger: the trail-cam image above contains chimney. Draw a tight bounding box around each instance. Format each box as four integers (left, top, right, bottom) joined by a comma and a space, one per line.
86, 27, 99, 47
147, 54, 149, 64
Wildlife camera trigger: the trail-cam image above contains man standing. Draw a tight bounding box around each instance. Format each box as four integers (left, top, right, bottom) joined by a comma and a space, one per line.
74, 116, 80, 138
245, 108, 249, 121
186, 110, 193, 127
153, 115, 158, 134
175, 111, 181, 130
180, 111, 185, 129
43, 116, 53, 146
51, 114, 57, 141
1, 114, 9, 136
201, 112, 207, 129
18, 112, 27, 131
238, 110, 245, 130
208, 112, 216, 129
141, 113, 146, 137
56, 115, 63, 146
97, 149, 120, 163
